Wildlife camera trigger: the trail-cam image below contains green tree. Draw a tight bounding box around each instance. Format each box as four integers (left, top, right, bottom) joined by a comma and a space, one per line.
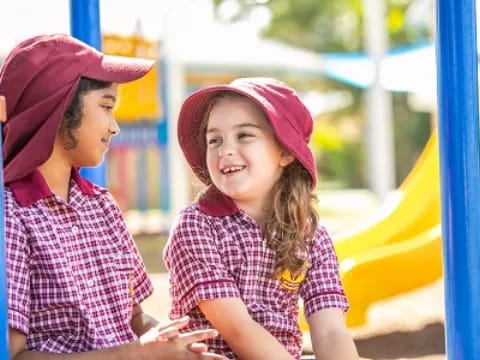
212, 0, 433, 188
213, 0, 432, 52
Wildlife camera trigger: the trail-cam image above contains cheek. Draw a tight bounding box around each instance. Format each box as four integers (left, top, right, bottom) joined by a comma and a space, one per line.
205, 152, 216, 172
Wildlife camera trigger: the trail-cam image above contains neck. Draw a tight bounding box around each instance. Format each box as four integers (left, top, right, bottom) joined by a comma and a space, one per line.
37, 147, 72, 202
235, 194, 273, 228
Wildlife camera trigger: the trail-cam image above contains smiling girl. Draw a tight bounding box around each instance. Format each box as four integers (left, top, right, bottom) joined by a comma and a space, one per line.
164, 78, 359, 360
1, 34, 224, 360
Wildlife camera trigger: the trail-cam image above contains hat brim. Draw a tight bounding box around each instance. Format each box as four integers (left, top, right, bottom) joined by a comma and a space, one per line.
177, 84, 317, 186
85, 54, 155, 84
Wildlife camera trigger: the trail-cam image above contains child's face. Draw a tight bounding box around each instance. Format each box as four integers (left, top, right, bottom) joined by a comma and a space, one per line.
205, 96, 294, 212
59, 83, 119, 167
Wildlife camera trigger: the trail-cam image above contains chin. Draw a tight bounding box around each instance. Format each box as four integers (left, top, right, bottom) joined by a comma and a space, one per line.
77, 158, 105, 168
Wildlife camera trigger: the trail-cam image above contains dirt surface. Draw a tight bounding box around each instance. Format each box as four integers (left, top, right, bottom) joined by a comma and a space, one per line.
349, 279, 445, 359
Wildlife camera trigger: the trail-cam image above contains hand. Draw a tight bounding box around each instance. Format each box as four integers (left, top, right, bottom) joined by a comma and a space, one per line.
139, 316, 227, 360
0, 96, 6, 123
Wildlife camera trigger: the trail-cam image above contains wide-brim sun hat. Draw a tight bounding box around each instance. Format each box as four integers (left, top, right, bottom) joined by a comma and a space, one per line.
177, 77, 317, 187
0, 34, 155, 183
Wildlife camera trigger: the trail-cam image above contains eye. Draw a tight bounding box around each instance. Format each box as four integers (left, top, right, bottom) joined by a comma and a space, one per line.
207, 137, 222, 147
238, 132, 254, 140
102, 105, 114, 112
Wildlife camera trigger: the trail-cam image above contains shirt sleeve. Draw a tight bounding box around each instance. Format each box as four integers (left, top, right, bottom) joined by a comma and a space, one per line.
300, 226, 349, 318
108, 193, 153, 306
163, 207, 240, 317
5, 211, 30, 335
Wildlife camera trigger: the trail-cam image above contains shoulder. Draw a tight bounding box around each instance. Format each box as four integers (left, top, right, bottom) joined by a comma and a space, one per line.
166, 204, 220, 252
4, 186, 23, 217
87, 184, 121, 212
312, 224, 332, 241
310, 224, 336, 254
171, 203, 215, 232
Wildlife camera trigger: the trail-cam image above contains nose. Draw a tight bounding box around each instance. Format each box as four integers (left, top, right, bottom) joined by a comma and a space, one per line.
218, 139, 236, 157
109, 117, 120, 136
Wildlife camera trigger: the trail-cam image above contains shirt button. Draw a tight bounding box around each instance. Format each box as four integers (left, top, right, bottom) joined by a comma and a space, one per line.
71, 225, 79, 235
86, 279, 95, 287
106, 334, 115, 342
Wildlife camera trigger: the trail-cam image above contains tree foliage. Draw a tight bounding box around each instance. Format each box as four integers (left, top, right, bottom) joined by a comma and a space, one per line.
212, 0, 432, 52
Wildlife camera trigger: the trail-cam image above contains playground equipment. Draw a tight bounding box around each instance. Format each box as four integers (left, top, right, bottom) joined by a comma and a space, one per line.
298, 130, 443, 330
335, 130, 443, 326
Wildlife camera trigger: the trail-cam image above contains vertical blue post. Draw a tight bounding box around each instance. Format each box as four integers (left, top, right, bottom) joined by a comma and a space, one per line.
158, 59, 170, 212
435, 0, 480, 357
70, 0, 107, 187
0, 122, 10, 360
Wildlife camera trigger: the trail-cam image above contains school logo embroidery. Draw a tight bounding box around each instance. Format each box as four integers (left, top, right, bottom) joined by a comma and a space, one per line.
277, 262, 310, 291
129, 273, 134, 296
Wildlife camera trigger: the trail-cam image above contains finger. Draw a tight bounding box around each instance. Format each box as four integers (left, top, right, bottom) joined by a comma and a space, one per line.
199, 352, 228, 360
179, 329, 219, 345
156, 316, 190, 332
0, 96, 6, 123
187, 342, 208, 353
156, 327, 180, 341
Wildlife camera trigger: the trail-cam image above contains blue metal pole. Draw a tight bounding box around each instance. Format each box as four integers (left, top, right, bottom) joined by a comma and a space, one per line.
435, 0, 480, 357
70, 0, 107, 187
0, 122, 10, 359
158, 59, 170, 212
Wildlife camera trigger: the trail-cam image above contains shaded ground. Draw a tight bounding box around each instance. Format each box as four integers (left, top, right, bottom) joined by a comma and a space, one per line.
349, 279, 445, 360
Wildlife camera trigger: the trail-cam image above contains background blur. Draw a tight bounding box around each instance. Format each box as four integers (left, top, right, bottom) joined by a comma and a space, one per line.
1, 0, 445, 359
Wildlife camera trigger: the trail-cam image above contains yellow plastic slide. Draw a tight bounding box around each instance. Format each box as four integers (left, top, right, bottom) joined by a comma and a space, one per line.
299, 131, 443, 330
334, 131, 441, 259
336, 130, 443, 327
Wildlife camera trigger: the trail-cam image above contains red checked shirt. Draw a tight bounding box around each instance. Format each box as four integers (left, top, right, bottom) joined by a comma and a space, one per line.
164, 186, 348, 360
5, 169, 153, 353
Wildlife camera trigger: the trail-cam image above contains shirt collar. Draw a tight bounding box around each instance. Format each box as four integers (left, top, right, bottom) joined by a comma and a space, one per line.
8, 168, 104, 207
198, 185, 240, 217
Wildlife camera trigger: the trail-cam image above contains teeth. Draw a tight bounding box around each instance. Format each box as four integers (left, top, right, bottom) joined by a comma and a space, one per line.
222, 166, 244, 174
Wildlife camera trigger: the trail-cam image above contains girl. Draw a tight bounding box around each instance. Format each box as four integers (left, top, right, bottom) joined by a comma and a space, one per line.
1, 34, 225, 360
164, 77, 359, 359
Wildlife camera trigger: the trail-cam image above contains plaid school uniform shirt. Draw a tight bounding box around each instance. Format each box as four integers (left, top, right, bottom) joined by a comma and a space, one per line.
164, 186, 348, 360
5, 169, 153, 353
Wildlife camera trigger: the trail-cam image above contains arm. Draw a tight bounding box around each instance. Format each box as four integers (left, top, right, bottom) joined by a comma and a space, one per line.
130, 304, 158, 337
308, 309, 358, 360
199, 298, 293, 360
9, 321, 227, 360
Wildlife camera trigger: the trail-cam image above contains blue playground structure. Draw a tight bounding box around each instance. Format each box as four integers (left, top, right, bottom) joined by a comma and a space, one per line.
0, 0, 479, 358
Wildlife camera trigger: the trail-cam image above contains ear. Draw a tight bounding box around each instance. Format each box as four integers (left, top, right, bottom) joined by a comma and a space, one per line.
279, 152, 295, 167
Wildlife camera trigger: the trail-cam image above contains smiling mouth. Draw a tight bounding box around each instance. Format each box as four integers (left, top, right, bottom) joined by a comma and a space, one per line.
221, 166, 246, 175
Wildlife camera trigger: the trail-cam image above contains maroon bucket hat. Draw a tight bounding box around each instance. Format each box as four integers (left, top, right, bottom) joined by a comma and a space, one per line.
177, 77, 317, 187
0, 33, 155, 183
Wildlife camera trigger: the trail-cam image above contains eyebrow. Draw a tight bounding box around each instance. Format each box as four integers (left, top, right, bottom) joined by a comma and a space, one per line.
101, 94, 117, 102
206, 123, 262, 134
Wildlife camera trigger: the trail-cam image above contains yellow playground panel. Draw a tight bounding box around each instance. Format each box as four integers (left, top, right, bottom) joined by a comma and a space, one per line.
336, 130, 443, 327
102, 34, 161, 122
300, 130, 443, 330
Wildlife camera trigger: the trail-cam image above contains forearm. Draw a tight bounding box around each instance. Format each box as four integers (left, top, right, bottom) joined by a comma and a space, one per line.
12, 341, 141, 360
311, 328, 358, 360
223, 319, 293, 360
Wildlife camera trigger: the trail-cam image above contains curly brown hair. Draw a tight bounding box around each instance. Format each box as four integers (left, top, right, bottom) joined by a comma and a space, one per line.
198, 91, 318, 277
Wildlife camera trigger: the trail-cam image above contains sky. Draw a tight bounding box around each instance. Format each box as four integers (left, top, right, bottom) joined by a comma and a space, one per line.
0, 0, 271, 56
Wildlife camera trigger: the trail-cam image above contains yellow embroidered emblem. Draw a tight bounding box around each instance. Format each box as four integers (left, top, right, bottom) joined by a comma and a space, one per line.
277, 263, 309, 291
129, 274, 134, 296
